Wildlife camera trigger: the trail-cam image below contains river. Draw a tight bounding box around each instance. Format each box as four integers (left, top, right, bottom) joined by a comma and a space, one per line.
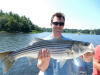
0, 32, 100, 75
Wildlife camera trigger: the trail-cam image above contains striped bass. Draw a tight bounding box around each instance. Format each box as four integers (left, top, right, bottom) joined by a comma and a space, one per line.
0, 38, 94, 74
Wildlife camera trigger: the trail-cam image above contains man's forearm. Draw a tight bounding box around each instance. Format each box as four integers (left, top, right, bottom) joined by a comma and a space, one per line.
93, 58, 100, 71
93, 62, 100, 71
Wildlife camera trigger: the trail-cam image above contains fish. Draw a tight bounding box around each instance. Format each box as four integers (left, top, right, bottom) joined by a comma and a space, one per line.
0, 38, 94, 74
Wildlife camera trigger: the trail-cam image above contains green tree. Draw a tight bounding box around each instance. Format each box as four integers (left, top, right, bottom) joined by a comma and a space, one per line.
0, 10, 42, 33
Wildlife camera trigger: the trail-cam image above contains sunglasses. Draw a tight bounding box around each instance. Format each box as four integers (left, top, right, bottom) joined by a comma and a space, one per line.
52, 22, 64, 26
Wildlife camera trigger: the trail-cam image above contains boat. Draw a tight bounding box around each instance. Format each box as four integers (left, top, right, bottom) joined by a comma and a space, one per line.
71, 57, 92, 75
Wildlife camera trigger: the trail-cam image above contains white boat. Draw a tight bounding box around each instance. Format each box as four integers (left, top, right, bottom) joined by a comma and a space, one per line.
71, 57, 92, 75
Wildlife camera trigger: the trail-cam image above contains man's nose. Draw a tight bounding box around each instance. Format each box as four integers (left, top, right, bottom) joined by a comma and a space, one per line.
57, 24, 61, 26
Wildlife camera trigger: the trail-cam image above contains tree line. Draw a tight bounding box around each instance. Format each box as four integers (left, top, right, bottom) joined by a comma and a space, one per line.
42, 28, 100, 35
0, 10, 100, 35
0, 10, 42, 33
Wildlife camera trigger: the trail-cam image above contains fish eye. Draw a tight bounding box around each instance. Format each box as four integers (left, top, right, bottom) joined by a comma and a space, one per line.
84, 42, 90, 46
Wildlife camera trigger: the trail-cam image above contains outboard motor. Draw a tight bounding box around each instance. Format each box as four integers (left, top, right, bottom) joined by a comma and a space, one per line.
71, 57, 87, 75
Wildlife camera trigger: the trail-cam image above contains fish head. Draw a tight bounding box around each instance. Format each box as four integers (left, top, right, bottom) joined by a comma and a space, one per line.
73, 42, 94, 54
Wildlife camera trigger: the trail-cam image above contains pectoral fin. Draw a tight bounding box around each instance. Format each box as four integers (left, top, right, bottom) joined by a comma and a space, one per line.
27, 57, 35, 65
65, 49, 73, 55
58, 59, 66, 68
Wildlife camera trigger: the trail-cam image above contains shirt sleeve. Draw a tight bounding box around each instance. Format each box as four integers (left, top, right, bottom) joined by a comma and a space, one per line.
38, 68, 53, 75
94, 45, 100, 59
38, 71, 44, 75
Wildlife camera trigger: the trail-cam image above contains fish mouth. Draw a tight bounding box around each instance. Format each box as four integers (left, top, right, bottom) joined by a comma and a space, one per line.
87, 43, 95, 55
90, 43, 94, 51
90, 43, 95, 54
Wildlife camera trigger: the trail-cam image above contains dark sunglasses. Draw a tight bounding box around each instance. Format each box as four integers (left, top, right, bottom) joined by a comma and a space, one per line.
52, 22, 64, 26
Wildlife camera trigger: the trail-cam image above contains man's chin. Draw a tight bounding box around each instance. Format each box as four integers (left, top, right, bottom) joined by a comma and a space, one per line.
55, 29, 61, 31
55, 30, 61, 32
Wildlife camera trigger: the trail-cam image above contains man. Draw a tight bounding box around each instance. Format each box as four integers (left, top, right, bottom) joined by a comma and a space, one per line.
92, 45, 100, 75
37, 12, 93, 75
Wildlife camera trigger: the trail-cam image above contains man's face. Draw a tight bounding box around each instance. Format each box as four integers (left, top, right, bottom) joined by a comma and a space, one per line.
51, 16, 65, 33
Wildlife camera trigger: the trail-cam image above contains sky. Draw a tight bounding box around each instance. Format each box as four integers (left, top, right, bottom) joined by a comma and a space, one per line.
0, 0, 100, 29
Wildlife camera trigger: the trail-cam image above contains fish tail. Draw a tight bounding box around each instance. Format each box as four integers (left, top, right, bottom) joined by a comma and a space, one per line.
0, 51, 15, 74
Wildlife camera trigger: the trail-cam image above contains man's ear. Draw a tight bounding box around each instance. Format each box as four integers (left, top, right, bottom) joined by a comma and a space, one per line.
50, 23, 52, 26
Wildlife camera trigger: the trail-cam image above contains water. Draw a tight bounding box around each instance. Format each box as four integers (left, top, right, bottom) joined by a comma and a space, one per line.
0, 32, 100, 75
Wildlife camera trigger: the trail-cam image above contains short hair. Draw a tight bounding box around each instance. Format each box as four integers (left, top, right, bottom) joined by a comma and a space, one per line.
51, 12, 65, 22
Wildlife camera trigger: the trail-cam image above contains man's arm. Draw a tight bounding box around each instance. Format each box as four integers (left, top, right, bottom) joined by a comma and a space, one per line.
93, 58, 100, 71
37, 49, 50, 72
80, 52, 93, 62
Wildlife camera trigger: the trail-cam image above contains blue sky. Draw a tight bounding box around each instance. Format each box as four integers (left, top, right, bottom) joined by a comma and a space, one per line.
0, 0, 100, 29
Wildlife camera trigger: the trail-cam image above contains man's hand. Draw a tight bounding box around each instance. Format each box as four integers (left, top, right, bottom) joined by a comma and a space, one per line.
37, 49, 50, 72
80, 52, 93, 62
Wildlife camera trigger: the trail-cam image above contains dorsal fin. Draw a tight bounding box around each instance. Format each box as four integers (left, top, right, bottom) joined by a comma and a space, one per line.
34, 37, 44, 41
52, 37, 64, 40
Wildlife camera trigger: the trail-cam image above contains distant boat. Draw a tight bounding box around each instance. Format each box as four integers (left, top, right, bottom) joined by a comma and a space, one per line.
76, 32, 80, 35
